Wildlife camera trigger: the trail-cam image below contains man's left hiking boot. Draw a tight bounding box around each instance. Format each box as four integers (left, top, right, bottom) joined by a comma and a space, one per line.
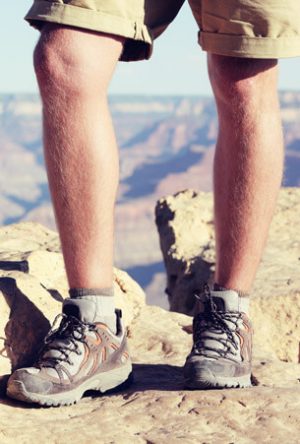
6, 301, 132, 406
184, 286, 252, 389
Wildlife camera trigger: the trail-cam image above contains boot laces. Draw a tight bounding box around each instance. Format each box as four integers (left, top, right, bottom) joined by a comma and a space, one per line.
37, 314, 96, 368
193, 285, 241, 359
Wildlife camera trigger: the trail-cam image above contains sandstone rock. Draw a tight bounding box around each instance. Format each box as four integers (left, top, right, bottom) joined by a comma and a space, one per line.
0, 222, 145, 375
155, 189, 214, 315
1, 216, 300, 443
1, 302, 300, 443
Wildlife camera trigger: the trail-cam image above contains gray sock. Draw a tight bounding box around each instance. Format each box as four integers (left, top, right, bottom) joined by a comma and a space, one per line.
66, 287, 116, 333
213, 283, 250, 314
213, 283, 250, 299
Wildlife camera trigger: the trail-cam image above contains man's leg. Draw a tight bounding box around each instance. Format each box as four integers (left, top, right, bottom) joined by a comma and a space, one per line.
184, 56, 283, 389
35, 25, 122, 291
209, 55, 284, 294
7, 26, 132, 406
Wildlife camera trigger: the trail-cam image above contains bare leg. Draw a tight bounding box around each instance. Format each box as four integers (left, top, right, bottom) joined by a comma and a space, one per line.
34, 25, 124, 288
208, 55, 284, 293
6, 29, 131, 405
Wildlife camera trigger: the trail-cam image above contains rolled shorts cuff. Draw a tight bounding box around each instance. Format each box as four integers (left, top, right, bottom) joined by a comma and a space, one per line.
25, 1, 153, 61
199, 31, 300, 59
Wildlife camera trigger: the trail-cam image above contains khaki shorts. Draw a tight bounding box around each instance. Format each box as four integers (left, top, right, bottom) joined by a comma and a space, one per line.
25, 0, 300, 61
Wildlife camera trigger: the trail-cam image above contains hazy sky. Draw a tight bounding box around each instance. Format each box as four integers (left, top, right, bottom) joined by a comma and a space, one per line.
1, 1, 300, 96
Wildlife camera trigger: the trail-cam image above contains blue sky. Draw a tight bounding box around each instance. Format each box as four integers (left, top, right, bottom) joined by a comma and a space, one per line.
1, 1, 300, 96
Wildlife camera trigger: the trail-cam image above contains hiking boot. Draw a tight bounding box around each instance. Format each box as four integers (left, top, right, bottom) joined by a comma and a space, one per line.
6, 300, 132, 406
184, 286, 252, 389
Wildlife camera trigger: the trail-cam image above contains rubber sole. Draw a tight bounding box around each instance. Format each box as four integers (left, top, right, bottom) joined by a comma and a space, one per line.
184, 370, 252, 390
7, 362, 132, 407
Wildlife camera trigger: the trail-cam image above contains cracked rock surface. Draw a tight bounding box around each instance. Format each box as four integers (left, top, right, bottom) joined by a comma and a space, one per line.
1, 208, 300, 443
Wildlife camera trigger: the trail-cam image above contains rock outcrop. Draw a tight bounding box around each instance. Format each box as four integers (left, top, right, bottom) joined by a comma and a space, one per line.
1, 206, 300, 443
156, 190, 215, 314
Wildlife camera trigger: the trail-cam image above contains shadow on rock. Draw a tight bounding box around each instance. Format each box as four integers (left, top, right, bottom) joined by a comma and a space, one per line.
0, 277, 51, 371
86, 363, 184, 401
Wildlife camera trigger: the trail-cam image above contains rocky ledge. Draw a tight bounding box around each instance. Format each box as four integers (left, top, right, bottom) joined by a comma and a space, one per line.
1, 188, 300, 443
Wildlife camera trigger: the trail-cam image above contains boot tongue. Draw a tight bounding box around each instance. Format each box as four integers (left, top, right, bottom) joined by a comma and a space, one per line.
210, 289, 248, 313
63, 297, 97, 323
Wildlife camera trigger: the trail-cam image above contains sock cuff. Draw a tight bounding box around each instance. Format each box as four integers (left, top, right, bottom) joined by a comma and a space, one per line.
213, 283, 250, 299
69, 287, 114, 298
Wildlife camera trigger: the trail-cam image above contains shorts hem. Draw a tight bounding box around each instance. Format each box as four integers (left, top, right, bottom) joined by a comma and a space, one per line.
25, 1, 153, 62
200, 32, 300, 59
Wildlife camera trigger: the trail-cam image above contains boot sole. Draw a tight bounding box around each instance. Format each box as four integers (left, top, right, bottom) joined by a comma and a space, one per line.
7, 362, 132, 407
184, 370, 251, 390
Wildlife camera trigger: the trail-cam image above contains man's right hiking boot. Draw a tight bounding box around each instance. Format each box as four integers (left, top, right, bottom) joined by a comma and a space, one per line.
7, 300, 132, 407
184, 286, 252, 389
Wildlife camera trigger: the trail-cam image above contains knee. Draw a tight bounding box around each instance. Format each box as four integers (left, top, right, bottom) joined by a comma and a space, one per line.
208, 54, 278, 106
33, 26, 112, 98
34, 31, 78, 96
